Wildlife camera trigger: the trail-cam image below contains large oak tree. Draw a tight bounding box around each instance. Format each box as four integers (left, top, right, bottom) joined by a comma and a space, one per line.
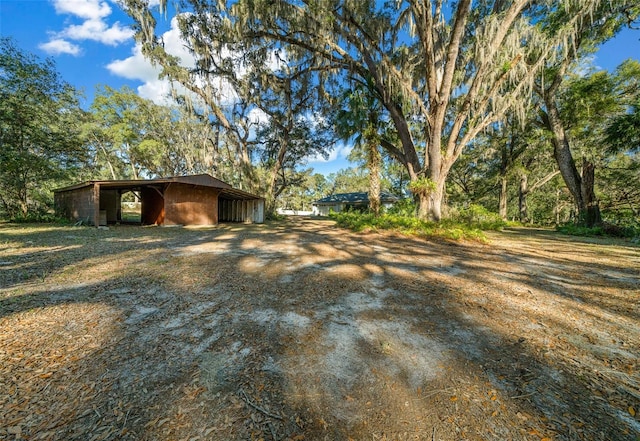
124, 0, 635, 220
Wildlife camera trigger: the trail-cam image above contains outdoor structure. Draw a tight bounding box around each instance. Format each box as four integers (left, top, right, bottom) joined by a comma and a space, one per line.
312, 192, 398, 216
54, 174, 264, 226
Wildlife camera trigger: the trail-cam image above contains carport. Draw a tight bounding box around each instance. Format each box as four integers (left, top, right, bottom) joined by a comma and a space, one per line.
54, 174, 264, 226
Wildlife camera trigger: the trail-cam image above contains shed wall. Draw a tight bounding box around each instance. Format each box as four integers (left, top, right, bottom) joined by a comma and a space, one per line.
219, 199, 264, 223
54, 186, 96, 225
141, 187, 165, 225
164, 184, 219, 225
99, 190, 121, 223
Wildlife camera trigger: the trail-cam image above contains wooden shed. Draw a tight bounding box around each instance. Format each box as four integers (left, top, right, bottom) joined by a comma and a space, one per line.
54, 174, 264, 226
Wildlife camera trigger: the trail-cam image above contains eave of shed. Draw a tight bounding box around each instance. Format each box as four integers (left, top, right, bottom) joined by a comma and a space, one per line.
54, 174, 238, 193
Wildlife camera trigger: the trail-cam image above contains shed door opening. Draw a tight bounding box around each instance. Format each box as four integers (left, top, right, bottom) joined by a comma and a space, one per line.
121, 191, 141, 224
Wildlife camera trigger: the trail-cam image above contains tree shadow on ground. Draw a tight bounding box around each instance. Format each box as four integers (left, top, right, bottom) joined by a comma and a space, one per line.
0, 219, 638, 440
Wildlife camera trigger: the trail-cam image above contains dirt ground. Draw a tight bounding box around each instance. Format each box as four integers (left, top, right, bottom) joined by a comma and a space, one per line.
0, 218, 638, 441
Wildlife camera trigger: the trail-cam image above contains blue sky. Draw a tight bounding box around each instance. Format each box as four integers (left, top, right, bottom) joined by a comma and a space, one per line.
1, 0, 639, 176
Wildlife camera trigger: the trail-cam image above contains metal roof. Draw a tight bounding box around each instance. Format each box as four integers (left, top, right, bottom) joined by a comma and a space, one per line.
314, 192, 399, 204
54, 174, 263, 200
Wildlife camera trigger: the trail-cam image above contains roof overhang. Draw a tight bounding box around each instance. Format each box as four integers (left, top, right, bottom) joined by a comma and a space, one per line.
54, 175, 263, 201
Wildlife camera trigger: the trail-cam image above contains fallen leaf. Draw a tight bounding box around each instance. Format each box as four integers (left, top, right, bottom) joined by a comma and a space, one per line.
629, 407, 636, 417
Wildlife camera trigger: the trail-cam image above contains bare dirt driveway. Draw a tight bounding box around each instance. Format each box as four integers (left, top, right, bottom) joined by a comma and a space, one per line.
1, 218, 639, 441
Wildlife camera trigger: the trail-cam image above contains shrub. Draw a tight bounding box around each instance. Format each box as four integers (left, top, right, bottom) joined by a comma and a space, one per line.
386, 198, 416, 216
448, 204, 507, 231
557, 221, 639, 238
330, 210, 489, 242
10, 212, 71, 224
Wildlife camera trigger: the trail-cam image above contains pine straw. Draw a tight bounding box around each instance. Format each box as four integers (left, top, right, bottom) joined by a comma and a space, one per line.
0, 220, 638, 440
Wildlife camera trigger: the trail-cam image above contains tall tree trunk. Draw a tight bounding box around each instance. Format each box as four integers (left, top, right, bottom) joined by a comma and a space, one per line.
519, 172, 529, 223
368, 143, 381, 216
580, 159, 601, 227
416, 192, 430, 220
555, 188, 561, 225
365, 114, 382, 217
499, 175, 508, 219
266, 139, 288, 216
429, 179, 446, 222
543, 97, 587, 222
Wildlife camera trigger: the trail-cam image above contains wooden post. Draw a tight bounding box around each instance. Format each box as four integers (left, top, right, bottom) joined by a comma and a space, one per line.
93, 183, 101, 227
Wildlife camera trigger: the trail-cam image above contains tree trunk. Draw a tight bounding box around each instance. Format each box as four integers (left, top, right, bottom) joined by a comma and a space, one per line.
580, 160, 601, 227
368, 143, 381, 216
519, 173, 529, 223
499, 175, 508, 219
543, 98, 588, 222
416, 192, 430, 220
427, 179, 446, 222
266, 140, 288, 216
555, 188, 561, 225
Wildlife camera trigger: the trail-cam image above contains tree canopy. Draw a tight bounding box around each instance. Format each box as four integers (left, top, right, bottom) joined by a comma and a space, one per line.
124, 0, 639, 222
0, 38, 86, 217
1, 4, 639, 229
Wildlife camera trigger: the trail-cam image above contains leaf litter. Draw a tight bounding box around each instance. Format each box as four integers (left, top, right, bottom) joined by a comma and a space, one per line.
0, 219, 638, 440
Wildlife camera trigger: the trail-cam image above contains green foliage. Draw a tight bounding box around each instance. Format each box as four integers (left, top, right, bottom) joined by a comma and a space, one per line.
0, 38, 87, 218
9, 213, 72, 224
408, 177, 437, 195
448, 205, 508, 231
329, 210, 489, 242
88, 85, 220, 179
386, 198, 416, 216
326, 167, 369, 194
556, 222, 639, 238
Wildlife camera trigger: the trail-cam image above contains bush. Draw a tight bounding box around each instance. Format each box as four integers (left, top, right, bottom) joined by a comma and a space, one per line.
10, 212, 71, 224
448, 204, 507, 231
329, 210, 489, 242
556, 224, 604, 237
386, 198, 416, 216
557, 221, 639, 238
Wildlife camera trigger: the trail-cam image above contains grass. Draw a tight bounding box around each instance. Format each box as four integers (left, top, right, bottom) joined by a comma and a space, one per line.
556, 221, 640, 239
330, 205, 507, 242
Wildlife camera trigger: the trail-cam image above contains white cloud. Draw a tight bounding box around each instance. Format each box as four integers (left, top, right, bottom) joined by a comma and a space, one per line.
107, 44, 161, 81
52, 0, 111, 20
307, 143, 352, 164
248, 107, 270, 125
40, 0, 133, 55
106, 45, 177, 105
107, 16, 240, 107
61, 19, 134, 45
137, 79, 175, 104
106, 16, 198, 104
38, 39, 81, 56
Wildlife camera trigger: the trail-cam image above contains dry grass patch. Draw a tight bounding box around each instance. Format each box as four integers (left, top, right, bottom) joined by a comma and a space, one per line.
1, 220, 638, 440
